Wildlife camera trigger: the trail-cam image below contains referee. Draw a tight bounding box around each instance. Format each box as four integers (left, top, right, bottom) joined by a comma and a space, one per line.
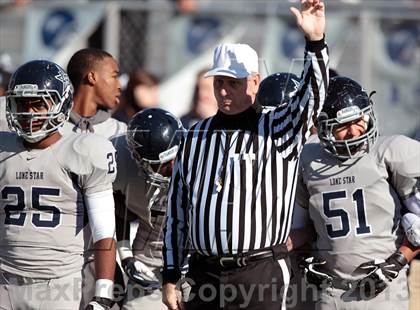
162, 1, 329, 309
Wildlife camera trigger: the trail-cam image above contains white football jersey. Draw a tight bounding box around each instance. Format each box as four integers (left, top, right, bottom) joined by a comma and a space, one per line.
0, 132, 117, 279
112, 134, 167, 267
296, 135, 420, 280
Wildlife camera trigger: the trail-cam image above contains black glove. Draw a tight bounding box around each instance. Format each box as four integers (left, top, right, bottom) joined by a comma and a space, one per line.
84, 296, 113, 310
353, 252, 407, 298
357, 252, 407, 281
298, 256, 332, 289
121, 257, 161, 291
352, 272, 388, 299
382, 252, 408, 279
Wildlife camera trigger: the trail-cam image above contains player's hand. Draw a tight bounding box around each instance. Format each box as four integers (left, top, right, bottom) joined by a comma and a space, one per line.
352, 259, 389, 299
121, 257, 161, 291
298, 256, 332, 288
353, 252, 407, 298
162, 282, 186, 310
84, 296, 113, 310
352, 271, 388, 299
357, 252, 407, 281
290, 0, 325, 41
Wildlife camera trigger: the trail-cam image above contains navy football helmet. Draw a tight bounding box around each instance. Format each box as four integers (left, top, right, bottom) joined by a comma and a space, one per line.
6, 60, 73, 142
126, 108, 185, 188
256, 72, 300, 108
317, 76, 378, 159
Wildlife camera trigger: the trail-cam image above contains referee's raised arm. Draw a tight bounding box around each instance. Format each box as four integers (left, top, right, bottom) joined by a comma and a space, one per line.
162, 1, 328, 309
273, 0, 329, 160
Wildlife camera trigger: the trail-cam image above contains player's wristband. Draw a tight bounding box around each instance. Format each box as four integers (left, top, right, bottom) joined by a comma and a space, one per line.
95, 279, 114, 299
117, 240, 133, 261
390, 251, 408, 267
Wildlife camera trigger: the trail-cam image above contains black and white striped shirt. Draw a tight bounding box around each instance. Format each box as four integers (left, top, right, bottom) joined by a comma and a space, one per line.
163, 40, 329, 283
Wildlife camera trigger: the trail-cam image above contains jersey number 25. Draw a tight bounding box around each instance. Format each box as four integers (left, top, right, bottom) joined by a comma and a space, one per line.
2, 186, 61, 228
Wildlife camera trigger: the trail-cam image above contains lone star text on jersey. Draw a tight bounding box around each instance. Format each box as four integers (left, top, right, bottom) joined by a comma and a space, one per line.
16, 171, 44, 180
329, 175, 356, 186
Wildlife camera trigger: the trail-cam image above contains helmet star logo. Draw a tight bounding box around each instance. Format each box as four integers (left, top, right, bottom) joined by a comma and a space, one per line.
54, 72, 70, 85
291, 79, 299, 91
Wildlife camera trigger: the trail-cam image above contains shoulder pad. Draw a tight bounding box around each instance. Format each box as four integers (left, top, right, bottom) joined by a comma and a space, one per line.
374, 135, 419, 161
93, 118, 127, 139
55, 133, 116, 175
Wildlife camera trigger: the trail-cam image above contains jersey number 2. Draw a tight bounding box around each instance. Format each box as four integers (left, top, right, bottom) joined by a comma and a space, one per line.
2, 186, 61, 228
107, 152, 116, 174
322, 188, 371, 239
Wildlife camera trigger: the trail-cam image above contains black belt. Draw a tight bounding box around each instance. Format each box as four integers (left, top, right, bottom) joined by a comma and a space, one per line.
328, 277, 353, 291
304, 273, 353, 291
192, 248, 282, 269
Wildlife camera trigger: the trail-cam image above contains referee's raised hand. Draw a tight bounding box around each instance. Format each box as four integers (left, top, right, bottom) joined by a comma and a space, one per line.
290, 0, 325, 41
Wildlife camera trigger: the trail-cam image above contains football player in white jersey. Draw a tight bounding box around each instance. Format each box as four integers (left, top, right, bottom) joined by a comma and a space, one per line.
63, 48, 128, 307
0, 60, 117, 310
111, 108, 185, 310
61, 48, 126, 138
288, 77, 420, 310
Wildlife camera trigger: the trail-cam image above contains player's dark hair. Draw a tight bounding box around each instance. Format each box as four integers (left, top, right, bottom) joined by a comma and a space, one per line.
67, 48, 113, 90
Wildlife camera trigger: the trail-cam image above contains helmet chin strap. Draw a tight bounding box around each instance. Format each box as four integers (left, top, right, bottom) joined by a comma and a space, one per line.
147, 187, 161, 227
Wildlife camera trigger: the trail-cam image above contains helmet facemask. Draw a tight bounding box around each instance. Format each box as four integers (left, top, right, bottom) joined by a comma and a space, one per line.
126, 129, 179, 189
140, 160, 173, 189
318, 103, 378, 160
6, 85, 72, 143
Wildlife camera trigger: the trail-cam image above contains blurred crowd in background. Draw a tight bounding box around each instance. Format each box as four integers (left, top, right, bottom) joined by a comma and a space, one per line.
0, 0, 419, 133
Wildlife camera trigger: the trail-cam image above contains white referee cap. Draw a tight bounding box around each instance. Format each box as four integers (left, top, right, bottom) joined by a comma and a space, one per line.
205, 43, 259, 79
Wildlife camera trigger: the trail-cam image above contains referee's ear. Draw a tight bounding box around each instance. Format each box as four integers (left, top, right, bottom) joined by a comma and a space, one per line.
250, 73, 261, 96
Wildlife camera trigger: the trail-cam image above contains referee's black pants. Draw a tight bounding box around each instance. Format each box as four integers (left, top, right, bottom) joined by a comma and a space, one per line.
183, 248, 291, 310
